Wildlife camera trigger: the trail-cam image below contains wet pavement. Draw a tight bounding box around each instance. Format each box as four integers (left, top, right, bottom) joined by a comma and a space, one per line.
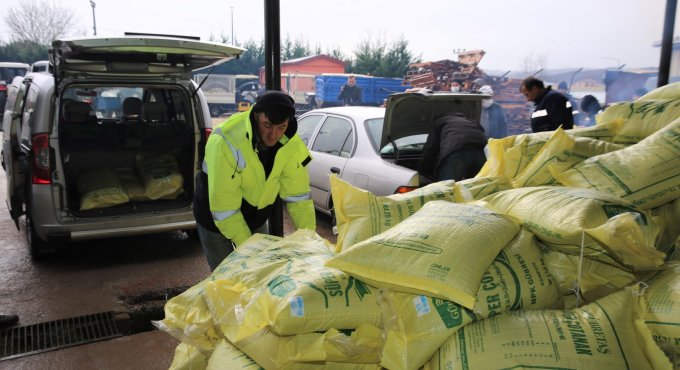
0, 134, 336, 369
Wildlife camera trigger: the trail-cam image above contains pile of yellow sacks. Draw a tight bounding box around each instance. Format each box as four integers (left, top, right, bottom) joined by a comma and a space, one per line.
155, 82, 680, 369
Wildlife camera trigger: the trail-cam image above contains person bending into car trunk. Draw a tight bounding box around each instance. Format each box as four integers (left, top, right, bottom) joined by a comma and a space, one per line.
417, 112, 488, 181
193, 91, 316, 271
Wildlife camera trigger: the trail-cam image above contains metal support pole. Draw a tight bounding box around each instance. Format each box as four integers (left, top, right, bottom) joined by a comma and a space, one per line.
90, 0, 97, 36
658, 0, 677, 87
264, 0, 283, 237
230, 6, 234, 44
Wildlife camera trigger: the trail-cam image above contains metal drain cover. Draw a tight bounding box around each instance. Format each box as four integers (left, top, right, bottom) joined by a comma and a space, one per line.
1, 311, 127, 361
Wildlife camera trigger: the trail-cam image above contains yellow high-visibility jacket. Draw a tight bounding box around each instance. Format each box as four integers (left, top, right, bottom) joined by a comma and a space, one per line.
196, 108, 315, 246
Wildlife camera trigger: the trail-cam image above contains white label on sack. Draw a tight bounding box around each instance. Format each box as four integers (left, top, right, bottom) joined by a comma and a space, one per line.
413, 295, 431, 317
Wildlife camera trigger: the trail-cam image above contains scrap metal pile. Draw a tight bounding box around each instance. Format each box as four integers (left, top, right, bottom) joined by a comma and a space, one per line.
403, 49, 531, 135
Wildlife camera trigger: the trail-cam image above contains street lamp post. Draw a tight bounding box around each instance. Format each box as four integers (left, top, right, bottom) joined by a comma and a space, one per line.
230, 6, 234, 44
90, 0, 97, 36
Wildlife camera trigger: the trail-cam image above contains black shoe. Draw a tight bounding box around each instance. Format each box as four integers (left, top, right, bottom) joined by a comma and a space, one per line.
0, 314, 19, 329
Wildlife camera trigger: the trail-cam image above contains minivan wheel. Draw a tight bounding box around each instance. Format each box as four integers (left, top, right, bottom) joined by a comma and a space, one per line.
24, 213, 57, 259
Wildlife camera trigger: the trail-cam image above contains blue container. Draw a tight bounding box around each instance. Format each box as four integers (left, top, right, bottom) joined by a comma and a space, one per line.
315, 74, 410, 107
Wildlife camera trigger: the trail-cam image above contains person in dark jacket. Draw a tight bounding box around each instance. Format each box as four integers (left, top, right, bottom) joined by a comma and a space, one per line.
580, 94, 602, 127
417, 113, 488, 181
520, 77, 574, 132
478, 85, 508, 138
337, 75, 363, 106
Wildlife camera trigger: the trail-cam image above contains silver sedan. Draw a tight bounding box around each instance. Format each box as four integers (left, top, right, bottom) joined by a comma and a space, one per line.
297, 106, 421, 215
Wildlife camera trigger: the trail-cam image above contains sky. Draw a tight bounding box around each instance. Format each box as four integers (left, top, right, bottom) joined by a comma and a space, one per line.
1, 0, 678, 72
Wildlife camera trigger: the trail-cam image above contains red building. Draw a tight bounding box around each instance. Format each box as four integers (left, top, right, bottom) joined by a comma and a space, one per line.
258, 54, 345, 103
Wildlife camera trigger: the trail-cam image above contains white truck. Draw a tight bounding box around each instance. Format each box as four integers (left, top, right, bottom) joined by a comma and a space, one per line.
194, 73, 260, 116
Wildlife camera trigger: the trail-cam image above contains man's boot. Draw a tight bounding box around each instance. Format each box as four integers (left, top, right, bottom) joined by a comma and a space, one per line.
0, 314, 19, 329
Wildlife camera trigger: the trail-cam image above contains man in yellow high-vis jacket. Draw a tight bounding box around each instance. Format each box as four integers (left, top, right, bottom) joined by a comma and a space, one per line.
193, 91, 316, 271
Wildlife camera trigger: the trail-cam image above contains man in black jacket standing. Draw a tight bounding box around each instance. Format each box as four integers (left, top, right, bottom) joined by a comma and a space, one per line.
520, 77, 574, 132
337, 75, 363, 106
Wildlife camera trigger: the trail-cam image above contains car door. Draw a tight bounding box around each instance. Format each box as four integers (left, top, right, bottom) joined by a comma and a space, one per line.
1, 77, 29, 227
307, 114, 354, 212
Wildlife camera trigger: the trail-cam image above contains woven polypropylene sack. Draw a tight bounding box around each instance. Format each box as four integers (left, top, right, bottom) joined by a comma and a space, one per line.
326, 200, 520, 309
202, 229, 382, 343
137, 152, 184, 200
479, 186, 665, 271
114, 167, 148, 201
453, 176, 512, 203
542, 248, 635, 301
378, 228, 561, 370
77, 167, 130, 210
154, 234, 280, 353
639, 81, 680, 101
555, 117, 680, 210
232, 326, 382, 369
512, 129, 625, 188
597, 98, 680, 144
206, 339, 263, 370
331, 175, 456, 252
642, 263, 680, 367
169, 342, 208, 370
425, 285, 673, 370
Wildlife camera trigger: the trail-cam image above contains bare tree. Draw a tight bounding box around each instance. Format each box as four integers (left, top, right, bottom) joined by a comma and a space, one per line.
4, 0, 77, 45
520, 52, 549, 78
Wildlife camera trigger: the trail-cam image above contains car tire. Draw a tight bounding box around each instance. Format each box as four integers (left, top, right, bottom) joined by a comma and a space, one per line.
209, 105, 221, 117
25, 212, 57, 259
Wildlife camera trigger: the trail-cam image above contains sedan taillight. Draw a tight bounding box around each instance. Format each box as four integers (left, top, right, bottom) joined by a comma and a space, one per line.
394, 186, 418, 194
31, 134, 51, 184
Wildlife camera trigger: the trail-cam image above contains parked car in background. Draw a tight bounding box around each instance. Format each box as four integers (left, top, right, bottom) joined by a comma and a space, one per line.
0, 34, 243, 258
0, 62, 30, 121
297, 91, 486, 215
29, 60, 52, 74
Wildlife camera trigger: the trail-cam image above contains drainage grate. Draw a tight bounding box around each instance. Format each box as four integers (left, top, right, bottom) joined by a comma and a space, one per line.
0, 311, 125, 361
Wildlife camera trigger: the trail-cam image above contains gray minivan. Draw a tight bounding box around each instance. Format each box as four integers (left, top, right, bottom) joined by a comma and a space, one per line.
1, 34, 243, 257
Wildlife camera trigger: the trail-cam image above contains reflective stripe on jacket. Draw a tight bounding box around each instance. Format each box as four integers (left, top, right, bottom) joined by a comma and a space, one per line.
199, 108, 315, 246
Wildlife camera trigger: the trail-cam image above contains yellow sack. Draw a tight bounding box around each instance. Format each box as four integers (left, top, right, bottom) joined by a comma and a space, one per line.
512, 129, 625, 188
475, 136, 516, 178
78, 167, 130, 210
206, 339, 263, 370
154, 234, 280, 354
114, 167, 148, 201
555, 116, 680, 210
331, 175, 456, 252
202, 230, 382, 343
642, 263, 680, 367
453, 176, 512, 203
137, 152, 184, 200
639, 81, 680, 101
597, 98, 680, 144
500, 123, 623, 183
586, 212, 666, 271
479, 186, 664, 271
210, 233, 282, 279
233, 326, 382, 369
542, 248, 635, 301
651, 198, 680, 256
326, 200, 520, 309
378, 229, 561, 370
169, 342, 209, 370
425, 285, 673, 370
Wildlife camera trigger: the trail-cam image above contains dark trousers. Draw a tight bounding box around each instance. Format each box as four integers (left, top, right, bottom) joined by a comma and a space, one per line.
436, 147, 486, 181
